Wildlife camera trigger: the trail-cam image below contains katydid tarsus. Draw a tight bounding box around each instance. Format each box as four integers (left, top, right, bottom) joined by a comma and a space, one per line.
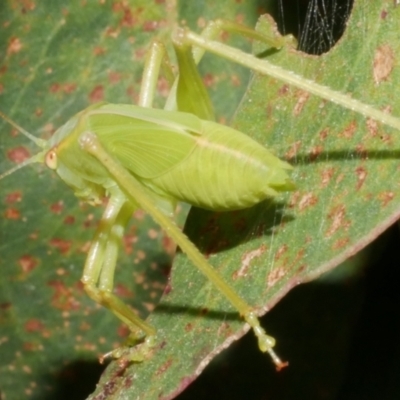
1, 18, 398, 370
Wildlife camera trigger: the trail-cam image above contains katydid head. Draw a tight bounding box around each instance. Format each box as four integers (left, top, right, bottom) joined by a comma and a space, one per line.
0, 110, 50, 181
0, 109, 107, 206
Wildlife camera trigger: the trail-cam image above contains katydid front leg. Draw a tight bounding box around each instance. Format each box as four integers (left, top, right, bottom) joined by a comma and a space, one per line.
81, 189, 156, 361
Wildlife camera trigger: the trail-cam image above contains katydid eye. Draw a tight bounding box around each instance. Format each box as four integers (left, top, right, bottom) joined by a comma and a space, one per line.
45, 150, 58, 170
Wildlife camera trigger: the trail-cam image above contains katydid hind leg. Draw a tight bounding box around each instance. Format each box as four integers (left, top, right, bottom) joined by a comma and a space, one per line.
171, 18, 285, 121
80, 131, 287, 369
191, 18, 285, 64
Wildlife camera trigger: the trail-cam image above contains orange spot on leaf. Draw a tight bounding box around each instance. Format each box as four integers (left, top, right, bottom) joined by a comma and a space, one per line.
48, 280, 80, 311
293, 90, 310, 116
24, 319, 44, 333
332, 237, 350, 250
89, 85, 104, 102
325, 204, 351, 237
285, 141, 301, 161
233, 244, 266, 280
63, 215, 75, 225
298, 192, 318, 212
274, 244, 288, 261
93, 46, 106, 56
7, 146, 30, 163
340, 121, 357, 139
18, 255, 38, 273
5, 191, 22, 203
50, 200, 64, 214
7, 37, 23, 55
108, 71, 121, 84
114, 283, 134, 298
378, 191, 394, 206
49, 238, 72, 254
156, 359, 173, 376
355, 166, 367, 190
320, 167, 335, 188
4, 208, 20, 219
373, 44, 395, 84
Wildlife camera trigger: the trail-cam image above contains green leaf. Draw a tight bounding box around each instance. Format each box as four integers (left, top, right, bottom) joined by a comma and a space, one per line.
1, 1, 399, 399
89, 1, 400, 399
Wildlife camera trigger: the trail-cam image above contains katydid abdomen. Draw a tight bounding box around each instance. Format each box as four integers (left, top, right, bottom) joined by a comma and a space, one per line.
147, 120, 293, 211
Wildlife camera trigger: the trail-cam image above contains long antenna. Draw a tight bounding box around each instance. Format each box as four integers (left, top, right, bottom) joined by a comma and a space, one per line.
0, 110, 47, 180
0, 110, 47, 148
0, 152, 45, 180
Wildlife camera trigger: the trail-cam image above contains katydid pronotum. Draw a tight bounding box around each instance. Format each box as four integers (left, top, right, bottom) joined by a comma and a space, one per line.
2, 18, 400, 371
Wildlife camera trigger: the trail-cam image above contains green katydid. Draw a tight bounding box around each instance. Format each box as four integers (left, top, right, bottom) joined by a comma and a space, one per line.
2, 17, 399, 371
0, 20, 294, 370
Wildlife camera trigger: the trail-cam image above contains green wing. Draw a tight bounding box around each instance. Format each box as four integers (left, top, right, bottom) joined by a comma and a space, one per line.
87, 104, 201, 179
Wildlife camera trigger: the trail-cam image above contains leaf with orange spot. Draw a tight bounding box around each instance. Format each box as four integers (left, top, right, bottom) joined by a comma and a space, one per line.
1, 1, 400, 400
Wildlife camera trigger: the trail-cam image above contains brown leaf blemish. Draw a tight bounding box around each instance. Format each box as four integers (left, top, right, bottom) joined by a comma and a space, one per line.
293, 90, 310, 116
233, 244, 266, 280
373, 44, 395, 84
274, 244, 288, 261
230, 73, 241, 87
115, 283, 134, 298
24, 319, 44, 333
267, 265, 286, 287
7, 37, 23, 55
108, 71, 121, 84
49, 83, 76, 94
4, 208, 20, 219
332, 237, 350, 250
325, 204, 351, 237
319, 128, 329, 141
143, 20, 159, 32
340, 121, 357, 139
50, 200, 64, 214
377, 191, 394, 206
117, 324, 130, 338
268, 249, 306, 288
89, 85, 104, 102
355, 166, 367, 190
285, 140, 301, 161
366, 118, 379, 137
93, 46, 106, 56
49, 238, 72, 254
203, 73, 216, 88
320, 167, 335, 188
355, 143, 368, 160
7, 146, 30, 163
63, 215, 75, 225
217, 322, 233, 338
308, 145, 323, 162
288, 190, 301, 208
123, 232, 137, 255
18, 255, 38, 273
50, 83, 61, 93
156, 359, 173, 376
5, 191, 22, 203
116, 3, 138, 28
48, 280, 80, 311
298, 192, 318, 212
185, 323, 193, 332
278, 84, 289, 96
